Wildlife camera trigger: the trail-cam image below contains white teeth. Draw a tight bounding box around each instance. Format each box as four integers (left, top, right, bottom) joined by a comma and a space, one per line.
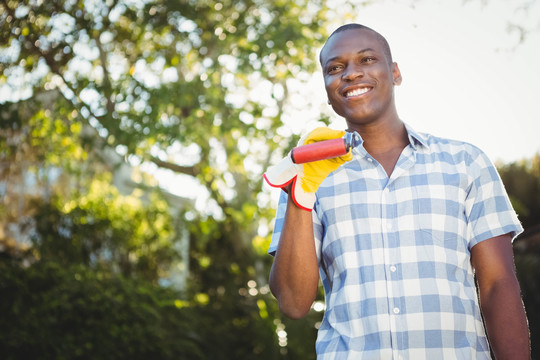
346, 87, 370, 97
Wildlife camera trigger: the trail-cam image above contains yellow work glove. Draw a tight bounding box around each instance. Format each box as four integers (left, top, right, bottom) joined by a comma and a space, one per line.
300, 127, 353, 192
263, 127, 353, 211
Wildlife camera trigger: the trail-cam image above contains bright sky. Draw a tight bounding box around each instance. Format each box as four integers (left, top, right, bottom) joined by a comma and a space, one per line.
317, 0, 540, 163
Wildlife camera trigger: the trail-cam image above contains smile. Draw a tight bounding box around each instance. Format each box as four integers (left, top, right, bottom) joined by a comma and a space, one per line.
344, 87, 371, 98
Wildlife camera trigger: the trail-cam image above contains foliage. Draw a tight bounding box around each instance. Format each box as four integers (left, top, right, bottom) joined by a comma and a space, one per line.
514, 242, 540, 360
499, 154, 540, 359
0, 259, 204, 359
30, 177, 176, 283
0, 0, 333, 357
0, 0, 331, 271
498, 156, 540, 359
498, 154, 540, 229
0, 97, 178, 283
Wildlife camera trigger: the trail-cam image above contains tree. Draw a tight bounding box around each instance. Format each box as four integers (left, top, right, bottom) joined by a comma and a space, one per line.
1, 0, 333, 357
498, 154, 540, 229
498, 154, 540, 359
0, 260, 205, 360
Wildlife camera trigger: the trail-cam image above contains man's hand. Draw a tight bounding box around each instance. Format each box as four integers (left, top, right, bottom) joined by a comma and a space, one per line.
264, 127, 353, 211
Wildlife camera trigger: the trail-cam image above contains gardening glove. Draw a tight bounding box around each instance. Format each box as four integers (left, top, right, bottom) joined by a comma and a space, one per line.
263, 127, 353, 211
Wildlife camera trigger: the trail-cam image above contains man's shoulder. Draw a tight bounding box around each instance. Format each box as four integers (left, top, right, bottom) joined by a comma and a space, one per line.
418, 131, 483, 155
413, 130, 489, 169
405, 123, 480, 155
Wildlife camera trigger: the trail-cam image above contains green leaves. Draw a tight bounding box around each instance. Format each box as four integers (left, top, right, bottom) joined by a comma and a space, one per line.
1, 0, 334, 357
0, 261, 205, 360
498, 154, 540, 229
30, 174, 176, 282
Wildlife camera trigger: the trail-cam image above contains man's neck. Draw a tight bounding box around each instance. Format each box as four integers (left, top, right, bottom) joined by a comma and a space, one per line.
349, 117, 410, 177
350, 117, 409, 155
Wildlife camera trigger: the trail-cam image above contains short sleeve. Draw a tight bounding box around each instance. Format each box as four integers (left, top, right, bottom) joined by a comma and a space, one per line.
268, 191, 288, 256
465, 148, 523, 248
312, 200, 323, 263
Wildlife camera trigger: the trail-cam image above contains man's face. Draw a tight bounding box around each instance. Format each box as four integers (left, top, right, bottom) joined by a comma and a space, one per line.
320, 29, 402, 127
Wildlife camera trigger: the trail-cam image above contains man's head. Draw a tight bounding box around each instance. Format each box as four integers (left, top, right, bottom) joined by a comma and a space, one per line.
319, 24, 402, 129
319, 24, 393, 65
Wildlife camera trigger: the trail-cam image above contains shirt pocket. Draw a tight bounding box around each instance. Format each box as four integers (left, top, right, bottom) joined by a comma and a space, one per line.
414, 184, 463, 245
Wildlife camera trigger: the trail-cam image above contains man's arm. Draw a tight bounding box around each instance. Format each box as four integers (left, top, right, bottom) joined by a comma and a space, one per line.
269, 194, 320, 319
471, 233, 530, 359
265, 128, 353, 319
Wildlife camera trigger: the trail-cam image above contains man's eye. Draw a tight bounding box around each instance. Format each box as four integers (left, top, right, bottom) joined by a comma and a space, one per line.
362, 56, 376, 63
327, 65, 342, 74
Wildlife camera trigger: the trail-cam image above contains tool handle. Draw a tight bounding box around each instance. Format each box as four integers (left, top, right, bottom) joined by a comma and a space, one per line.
291, 137, 348, 164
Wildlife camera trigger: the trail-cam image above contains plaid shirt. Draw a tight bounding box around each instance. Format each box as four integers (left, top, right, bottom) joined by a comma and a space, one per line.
269, 124, 522, 360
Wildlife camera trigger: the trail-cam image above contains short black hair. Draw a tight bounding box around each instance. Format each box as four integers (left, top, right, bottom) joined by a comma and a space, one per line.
319, 23, 393, 65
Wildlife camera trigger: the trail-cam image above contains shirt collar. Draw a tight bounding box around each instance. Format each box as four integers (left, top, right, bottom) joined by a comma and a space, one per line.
349, 122, 429, 152
403, 122, 429, 151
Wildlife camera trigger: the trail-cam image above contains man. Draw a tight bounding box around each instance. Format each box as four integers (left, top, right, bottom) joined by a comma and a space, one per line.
264, 24, 530, 359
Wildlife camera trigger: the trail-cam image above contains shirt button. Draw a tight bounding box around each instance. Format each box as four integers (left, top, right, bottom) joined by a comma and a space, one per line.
393, 307, 400, 314
367, 157, 373, 162
390, 265, 397, 272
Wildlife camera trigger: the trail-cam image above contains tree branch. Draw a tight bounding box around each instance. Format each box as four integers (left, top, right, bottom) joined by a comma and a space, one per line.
150, 157, 198, 177
94, 30, 115, 115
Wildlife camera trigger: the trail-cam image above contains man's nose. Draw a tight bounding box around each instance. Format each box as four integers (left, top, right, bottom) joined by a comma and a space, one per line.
342, 64, 364, 81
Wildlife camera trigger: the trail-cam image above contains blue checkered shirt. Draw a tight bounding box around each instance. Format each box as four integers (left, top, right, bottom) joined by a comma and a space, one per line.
269, 124, 523, 359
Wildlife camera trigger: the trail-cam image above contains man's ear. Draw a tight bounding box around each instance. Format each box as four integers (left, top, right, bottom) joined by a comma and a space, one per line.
392, 62, 402, 86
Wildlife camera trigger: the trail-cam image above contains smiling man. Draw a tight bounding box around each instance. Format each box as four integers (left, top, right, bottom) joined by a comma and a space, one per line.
265, 24, 530, 359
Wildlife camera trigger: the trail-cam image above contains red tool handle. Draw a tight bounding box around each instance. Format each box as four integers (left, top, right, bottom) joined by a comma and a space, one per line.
291, 138, 348, 164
